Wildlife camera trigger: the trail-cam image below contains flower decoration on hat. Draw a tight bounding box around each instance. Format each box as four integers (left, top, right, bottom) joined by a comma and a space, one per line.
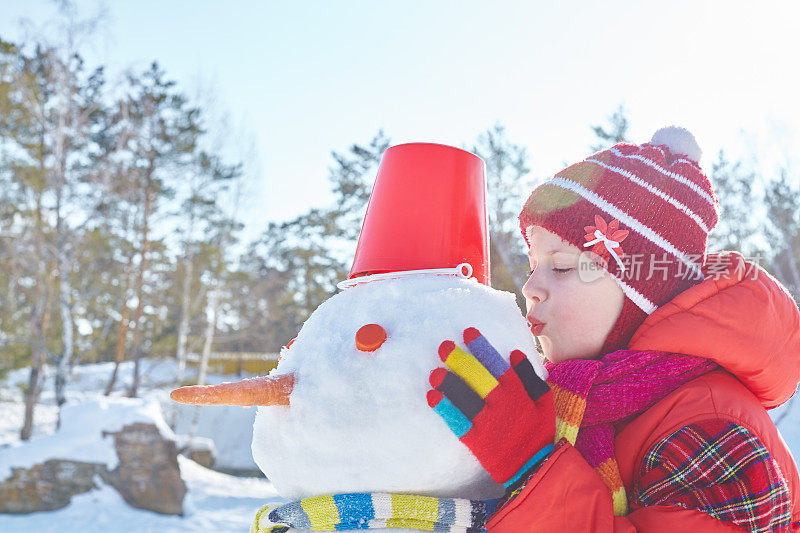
584, 215, 629, 272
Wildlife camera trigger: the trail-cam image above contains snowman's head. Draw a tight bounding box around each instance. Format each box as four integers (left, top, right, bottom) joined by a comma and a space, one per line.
172, 275, 543, 501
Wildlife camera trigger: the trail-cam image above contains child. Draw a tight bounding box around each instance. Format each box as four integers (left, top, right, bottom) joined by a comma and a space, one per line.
428, 127, 800, 531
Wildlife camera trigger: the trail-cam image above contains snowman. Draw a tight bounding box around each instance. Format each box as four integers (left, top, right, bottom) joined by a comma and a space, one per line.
172, 143, 547, 532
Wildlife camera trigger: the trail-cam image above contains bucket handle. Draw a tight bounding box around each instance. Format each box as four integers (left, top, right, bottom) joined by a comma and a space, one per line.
337, 262, 474, 290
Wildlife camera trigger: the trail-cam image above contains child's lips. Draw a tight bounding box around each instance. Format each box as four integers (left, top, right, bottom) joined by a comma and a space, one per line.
527, 316, 546, 336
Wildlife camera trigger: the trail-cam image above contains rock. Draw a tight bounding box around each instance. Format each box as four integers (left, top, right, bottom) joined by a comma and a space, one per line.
188, 448, 215, 469
0, 422, 186, 515
175, 434, 217, 469
0, 460, 104, 513
104, 422, 187, 515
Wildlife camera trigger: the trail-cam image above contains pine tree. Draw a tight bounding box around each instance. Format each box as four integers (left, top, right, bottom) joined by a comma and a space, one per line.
327, 130, 391, 243
102, 63, 201, 397
0, 30, 108, 432
174, 151, 241, 383
471, 123, 533, 306
591, 104, 630, 152
763, 168, 800, 299
225, 132, 389, 352
707, 150, 762, 255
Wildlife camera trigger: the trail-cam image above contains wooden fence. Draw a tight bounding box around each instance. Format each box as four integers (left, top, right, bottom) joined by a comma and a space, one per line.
185, 352, 280, 376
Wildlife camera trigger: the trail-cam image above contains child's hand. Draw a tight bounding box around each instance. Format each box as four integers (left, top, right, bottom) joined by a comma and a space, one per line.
427, 327, 555, 489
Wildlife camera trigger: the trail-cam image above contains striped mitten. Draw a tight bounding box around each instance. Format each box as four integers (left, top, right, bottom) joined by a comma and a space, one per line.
427, 327, 555, 490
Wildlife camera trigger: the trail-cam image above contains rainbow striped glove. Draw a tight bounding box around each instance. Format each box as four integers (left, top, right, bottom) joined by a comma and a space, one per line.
427, 327, 555, 490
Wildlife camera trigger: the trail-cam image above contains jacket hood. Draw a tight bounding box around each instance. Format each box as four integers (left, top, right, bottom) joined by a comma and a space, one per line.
628, 251, 800, 409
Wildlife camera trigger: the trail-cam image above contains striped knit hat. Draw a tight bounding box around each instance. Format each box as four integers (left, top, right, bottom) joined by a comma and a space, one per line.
519, 126, 720, 353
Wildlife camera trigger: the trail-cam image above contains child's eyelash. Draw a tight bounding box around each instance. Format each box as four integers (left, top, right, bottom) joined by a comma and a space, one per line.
528, 267, 575, 275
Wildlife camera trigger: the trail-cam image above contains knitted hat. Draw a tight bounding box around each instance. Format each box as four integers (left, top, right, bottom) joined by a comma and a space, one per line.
519, 126, 720, 353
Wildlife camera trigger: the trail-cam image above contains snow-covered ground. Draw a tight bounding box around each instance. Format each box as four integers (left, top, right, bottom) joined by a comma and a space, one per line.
1, 359, 259, 470
169, 401, 258, 471
0, 359, 287, 532
0, 456, 283, 532
0, 397, 175, 480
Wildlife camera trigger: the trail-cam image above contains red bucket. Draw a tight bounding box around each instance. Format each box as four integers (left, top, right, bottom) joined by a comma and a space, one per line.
347, 143, 490, 286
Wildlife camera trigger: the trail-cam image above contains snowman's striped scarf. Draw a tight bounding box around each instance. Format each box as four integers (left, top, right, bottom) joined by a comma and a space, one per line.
252, 492, 496, 532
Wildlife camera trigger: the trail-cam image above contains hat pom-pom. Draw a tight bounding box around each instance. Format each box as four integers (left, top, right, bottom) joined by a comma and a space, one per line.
650, 126, 702, 162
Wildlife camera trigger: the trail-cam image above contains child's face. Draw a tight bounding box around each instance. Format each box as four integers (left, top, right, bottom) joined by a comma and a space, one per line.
522, 226, 625, 364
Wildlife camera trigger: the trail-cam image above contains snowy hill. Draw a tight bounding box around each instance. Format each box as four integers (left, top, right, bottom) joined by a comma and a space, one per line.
0, 397, 175, 481
0, 362, 287, 532
1, 359, 259, 471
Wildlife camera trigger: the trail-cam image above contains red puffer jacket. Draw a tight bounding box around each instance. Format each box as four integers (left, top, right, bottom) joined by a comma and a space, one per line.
486, 252, 800, 532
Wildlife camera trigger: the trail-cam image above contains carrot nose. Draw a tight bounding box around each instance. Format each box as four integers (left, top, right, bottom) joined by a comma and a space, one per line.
170, 373, 294, 406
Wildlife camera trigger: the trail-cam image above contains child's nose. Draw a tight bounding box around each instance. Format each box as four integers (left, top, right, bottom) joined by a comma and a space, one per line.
522, 273, 547, 304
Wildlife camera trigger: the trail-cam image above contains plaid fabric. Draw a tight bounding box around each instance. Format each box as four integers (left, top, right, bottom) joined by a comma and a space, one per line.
633, 419, 792, 532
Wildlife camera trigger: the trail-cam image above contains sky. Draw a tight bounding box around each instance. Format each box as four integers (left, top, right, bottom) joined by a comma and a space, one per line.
2, 0, 799, 241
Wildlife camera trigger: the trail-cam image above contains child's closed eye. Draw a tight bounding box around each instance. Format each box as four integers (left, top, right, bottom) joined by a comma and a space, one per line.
527, 266, 575, 275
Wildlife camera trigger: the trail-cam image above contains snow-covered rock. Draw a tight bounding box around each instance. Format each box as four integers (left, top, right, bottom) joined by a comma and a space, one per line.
0, 398, 186, 515
0, 456, 282, 532
0, 397, 174, 481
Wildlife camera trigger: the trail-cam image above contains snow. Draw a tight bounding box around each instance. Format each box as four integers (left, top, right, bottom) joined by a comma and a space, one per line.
770, 389, 800, 459
2, 358, 187, 402
1, 359, 259, 472
253, 275, 544, 501
0, 456, 283, 532
0, 382, 284, 532
0, 401, 59, 445
0, 397, 175, 482
170, 403, 258, 471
